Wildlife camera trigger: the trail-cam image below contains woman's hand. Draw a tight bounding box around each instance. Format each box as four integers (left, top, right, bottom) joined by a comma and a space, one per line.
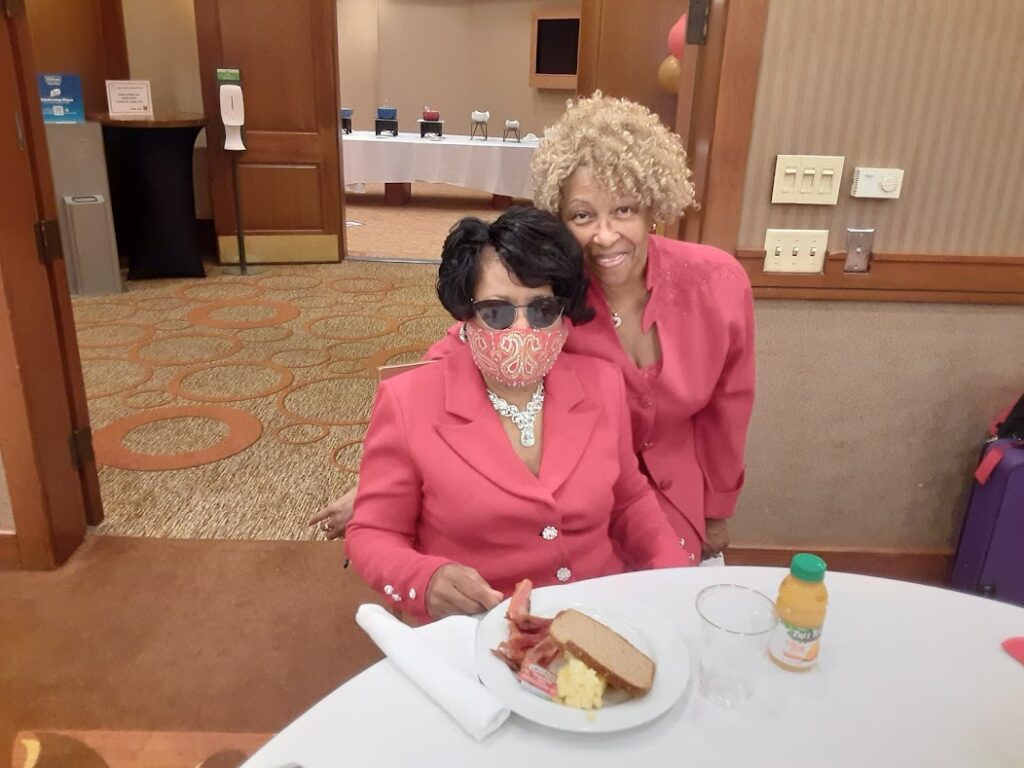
308, 488, 357, 540
703, 519, 730, 559
426, 564, 503, 619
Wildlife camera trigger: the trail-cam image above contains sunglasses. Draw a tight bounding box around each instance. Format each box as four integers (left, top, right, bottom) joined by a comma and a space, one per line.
472, 296, 565, 330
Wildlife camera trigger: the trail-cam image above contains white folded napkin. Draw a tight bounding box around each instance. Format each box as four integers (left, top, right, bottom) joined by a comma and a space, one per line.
700, 554, 726, 567
355, 604, 510, 740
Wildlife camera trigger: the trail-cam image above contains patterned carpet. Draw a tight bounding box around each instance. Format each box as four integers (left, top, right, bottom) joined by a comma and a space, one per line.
78, 259, 451, 540
344, 182, 527, 262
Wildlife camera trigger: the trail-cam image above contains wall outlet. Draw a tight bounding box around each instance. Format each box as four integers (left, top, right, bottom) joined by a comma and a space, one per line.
771, 155, 845, 205
763, 229, 829, 273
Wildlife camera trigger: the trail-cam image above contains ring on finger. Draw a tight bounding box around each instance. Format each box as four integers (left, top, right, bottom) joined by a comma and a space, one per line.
321, 520, 332, 533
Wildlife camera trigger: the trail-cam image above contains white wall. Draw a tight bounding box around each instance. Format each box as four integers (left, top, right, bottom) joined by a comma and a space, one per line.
339, 0, 577, 136
121, 0, 204, 113
120, 0, 211, 217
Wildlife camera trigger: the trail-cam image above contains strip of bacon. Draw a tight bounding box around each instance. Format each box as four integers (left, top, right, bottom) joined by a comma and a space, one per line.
506, 578, 534, 623
491, 645, 519, 671
520, 636, 561, 670
493, 578, 558, 671
513, 614, 553, 633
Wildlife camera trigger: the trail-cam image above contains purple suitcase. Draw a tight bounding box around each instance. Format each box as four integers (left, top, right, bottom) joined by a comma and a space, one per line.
951, 438, 1024, 606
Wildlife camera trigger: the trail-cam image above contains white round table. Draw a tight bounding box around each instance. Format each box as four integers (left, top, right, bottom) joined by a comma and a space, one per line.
244, 567, 1024, 767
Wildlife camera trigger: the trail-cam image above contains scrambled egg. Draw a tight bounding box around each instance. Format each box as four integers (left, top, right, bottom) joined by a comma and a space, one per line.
556, 654, 606, 710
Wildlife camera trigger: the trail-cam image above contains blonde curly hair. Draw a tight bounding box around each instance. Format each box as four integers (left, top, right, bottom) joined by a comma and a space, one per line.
530, 92, 695, 223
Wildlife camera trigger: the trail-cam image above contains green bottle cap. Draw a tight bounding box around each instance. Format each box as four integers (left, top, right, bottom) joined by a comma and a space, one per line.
790, 552, 827, 582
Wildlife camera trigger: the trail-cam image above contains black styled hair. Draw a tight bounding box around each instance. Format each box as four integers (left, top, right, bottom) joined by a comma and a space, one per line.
436, 206, 594, 325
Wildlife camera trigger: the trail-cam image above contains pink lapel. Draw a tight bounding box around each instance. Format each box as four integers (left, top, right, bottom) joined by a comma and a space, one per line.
433, 345, 600, 503
433, 344, 550, 504
537, 354, 600, 495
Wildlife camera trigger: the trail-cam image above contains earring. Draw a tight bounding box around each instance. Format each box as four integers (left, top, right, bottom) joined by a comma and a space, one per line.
459, 323, 468, 343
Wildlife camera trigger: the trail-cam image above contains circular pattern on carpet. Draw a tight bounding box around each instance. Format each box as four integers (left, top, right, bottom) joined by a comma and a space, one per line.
398, 315, 453, 344
377, 303, 421, 317
81, 357, 154, 399
154, 319, 192, 332
74, 301, 137, 324
237, 326, 294, 343
94, 405, 263, 470
328, 339, 391, 361
122, 389, 176, 410
256, 273, 323, 291
331, 301, 370, 314
123, 416, 229, 454
305, 314, 398, 341
269, 348, 331, 368
369, 345, 430, 369
291, 295, 337, 310
78, 322, 156, 349
130, 333, 243, 366
277, 376, 377, 426
386, 284, 442, 305
320, 359, 370, 376
188, 298, 300, 330
328, 276, 392, 294
331, 439, 365, 473
273, 423, 330, 446
135, 296, 188, 312
176, 281, 264, 303
168, 361, 294, 403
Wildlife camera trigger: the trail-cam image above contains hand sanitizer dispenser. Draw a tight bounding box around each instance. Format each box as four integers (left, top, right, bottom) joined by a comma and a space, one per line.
219, 83, 245, 151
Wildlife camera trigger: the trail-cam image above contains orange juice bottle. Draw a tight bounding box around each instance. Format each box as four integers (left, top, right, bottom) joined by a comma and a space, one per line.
769, 553, 828, 672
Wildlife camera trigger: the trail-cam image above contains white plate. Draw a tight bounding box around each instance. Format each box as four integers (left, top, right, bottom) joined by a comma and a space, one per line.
475, 594, 690, 733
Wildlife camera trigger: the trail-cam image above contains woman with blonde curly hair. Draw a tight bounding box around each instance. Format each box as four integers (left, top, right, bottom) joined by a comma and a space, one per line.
526, 92, 755, 562
312, 93, 754, 564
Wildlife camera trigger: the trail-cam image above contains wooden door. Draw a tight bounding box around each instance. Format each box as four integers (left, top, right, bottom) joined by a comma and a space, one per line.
577, 0, 688, 129
0, 12, 93, 569
195, 0, 345, 264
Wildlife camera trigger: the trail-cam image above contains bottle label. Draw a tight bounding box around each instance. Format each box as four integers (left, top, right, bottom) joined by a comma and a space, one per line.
769, 619, 822, 669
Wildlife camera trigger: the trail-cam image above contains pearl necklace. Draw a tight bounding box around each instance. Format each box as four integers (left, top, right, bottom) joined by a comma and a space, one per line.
487, 382, 545, 447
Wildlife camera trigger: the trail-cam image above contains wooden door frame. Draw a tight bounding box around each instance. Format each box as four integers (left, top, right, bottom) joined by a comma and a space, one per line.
676, 0, 769, 251
14, 9, 104, 527
1, 10, 99, 569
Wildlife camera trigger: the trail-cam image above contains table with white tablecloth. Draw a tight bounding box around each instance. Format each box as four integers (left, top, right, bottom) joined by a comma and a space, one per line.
244, 567, 1024, 768
341, 130, 539, 202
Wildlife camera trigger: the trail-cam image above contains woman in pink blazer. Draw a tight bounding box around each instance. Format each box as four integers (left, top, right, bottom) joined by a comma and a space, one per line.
522, 92, 754, 559
345, 208, 692, 621
317, 94, 754, 561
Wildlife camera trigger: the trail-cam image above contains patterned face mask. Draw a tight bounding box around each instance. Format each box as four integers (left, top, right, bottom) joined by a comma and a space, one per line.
463, 322, 568, 388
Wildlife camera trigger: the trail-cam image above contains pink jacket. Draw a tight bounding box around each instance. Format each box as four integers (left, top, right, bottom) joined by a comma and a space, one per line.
428, 236, 755, 546
345, 344, 693, 620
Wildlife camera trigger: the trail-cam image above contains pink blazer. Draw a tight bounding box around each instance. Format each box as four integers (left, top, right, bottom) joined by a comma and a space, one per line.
428, 236, 755, 547
345, 344, 693, 620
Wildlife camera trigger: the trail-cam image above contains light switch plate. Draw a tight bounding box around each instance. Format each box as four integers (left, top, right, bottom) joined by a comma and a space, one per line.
763, 229, 829, 273
771, 155, 845, 205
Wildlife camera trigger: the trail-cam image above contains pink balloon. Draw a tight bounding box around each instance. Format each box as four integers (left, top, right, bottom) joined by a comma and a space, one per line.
668, 14, 687, 60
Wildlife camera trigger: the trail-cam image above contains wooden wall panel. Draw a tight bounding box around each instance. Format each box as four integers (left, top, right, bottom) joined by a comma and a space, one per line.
218, 1, 318, 132
738, 250, 1024, 304
238, 165, 324, 231
25, 0, 129, 115
738, 0, 1024, 255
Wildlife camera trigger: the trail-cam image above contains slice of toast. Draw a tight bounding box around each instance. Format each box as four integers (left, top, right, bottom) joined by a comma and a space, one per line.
548, 609, 655, 697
